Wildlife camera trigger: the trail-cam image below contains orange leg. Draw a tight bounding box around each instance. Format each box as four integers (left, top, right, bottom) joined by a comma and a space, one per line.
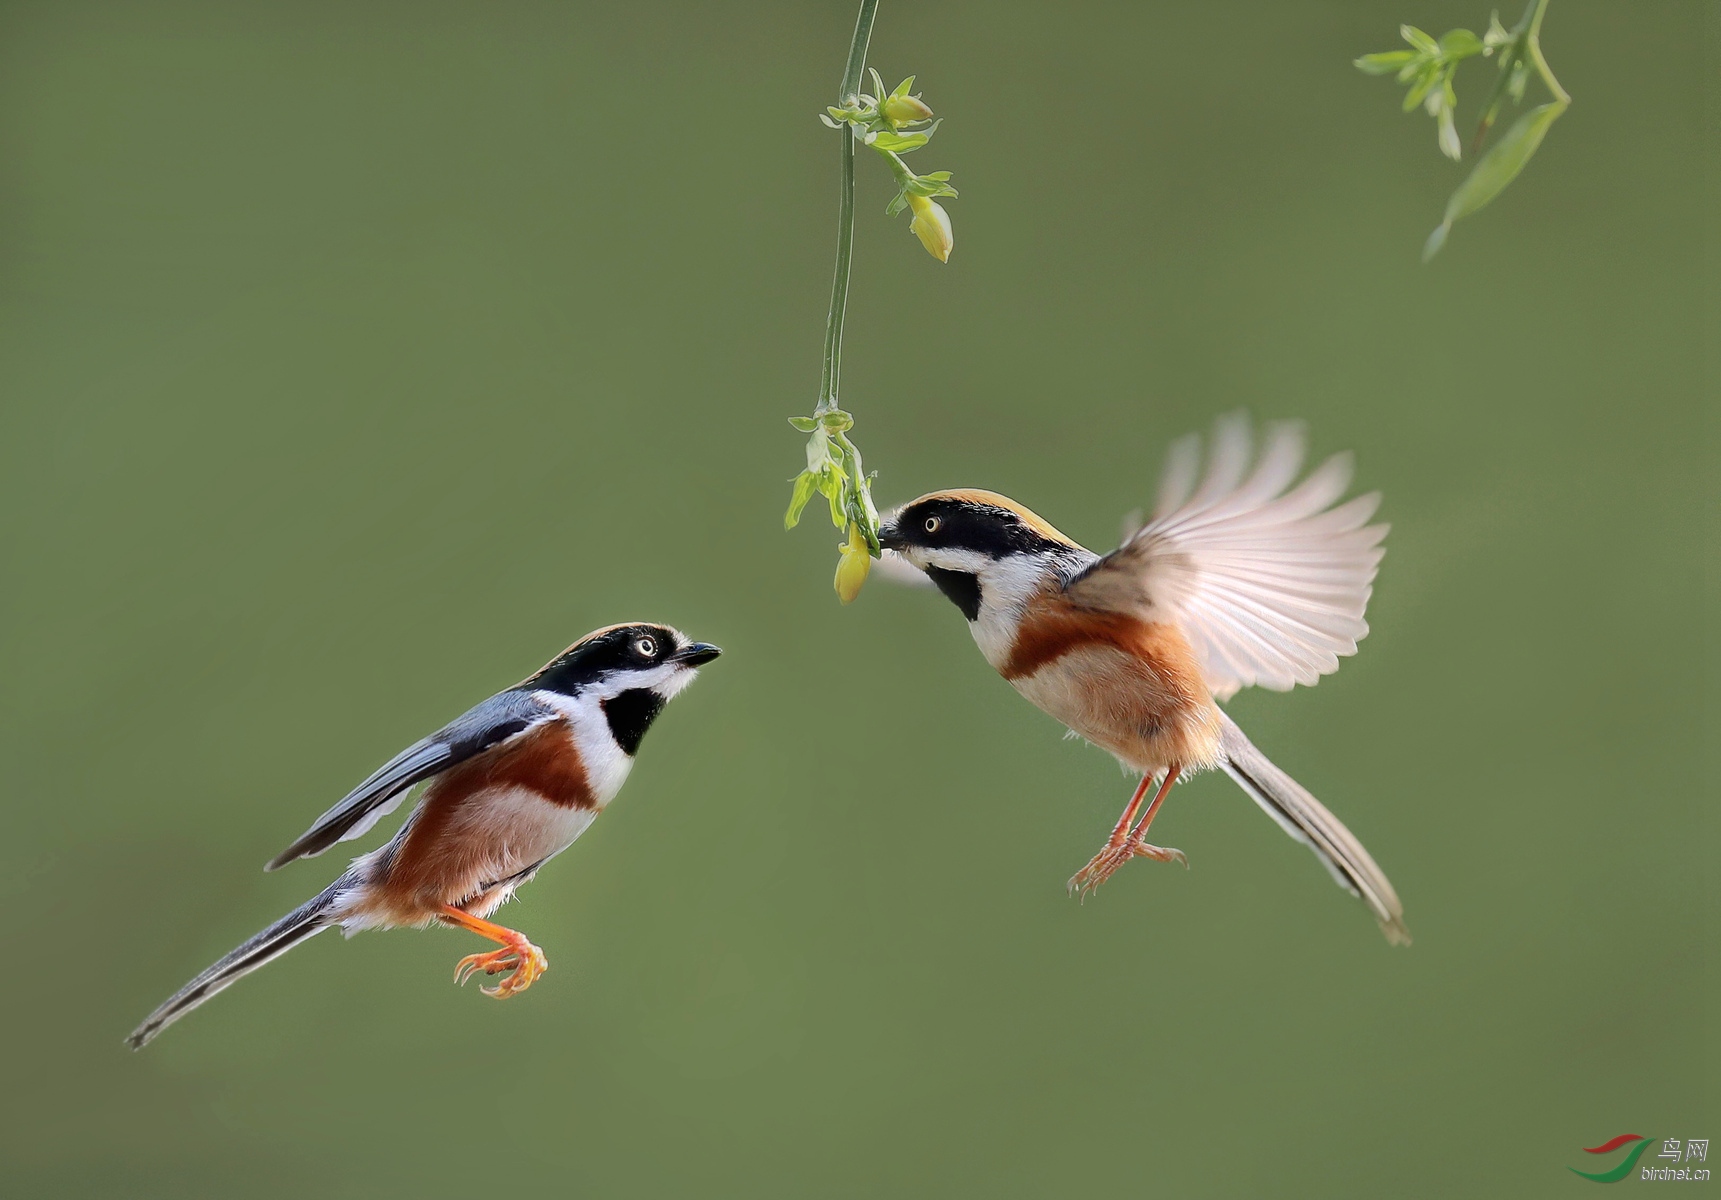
437, 905, 548, 999
1067, 765, 1187, 899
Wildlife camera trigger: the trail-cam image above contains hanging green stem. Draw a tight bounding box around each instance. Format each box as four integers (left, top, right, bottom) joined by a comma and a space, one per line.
817, 95, 859, 414
1524, 0, 1569, 105
785, 0, 959, 603
815, 0, 875, 415
838, 0, 877, 105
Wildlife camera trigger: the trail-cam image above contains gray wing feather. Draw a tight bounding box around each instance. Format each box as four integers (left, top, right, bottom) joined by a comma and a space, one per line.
264, 690, 555, 871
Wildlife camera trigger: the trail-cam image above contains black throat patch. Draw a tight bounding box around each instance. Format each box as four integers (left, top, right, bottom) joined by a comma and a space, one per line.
926, 567, 982, 621
602, 688, 666, 755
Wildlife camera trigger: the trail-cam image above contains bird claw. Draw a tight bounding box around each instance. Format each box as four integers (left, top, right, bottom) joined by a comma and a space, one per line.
1067, 838, 1188, 900
1139, 842, 1189, 868
453, 940, 548, 998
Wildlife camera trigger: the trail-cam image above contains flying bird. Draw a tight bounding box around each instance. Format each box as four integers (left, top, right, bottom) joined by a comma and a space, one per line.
128, 623, 721, 1048
876, 414, 1407, 943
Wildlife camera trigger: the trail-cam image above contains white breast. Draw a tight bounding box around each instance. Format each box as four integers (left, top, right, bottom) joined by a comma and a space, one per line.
534, 689, 635, 807
968, 555, 1056, 671
461, 785, 599, 869
336, 784, 601, 930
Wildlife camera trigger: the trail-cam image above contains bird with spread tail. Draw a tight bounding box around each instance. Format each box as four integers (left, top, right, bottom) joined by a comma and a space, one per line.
876, 414, 1408, 943
127, 623, 721, 1048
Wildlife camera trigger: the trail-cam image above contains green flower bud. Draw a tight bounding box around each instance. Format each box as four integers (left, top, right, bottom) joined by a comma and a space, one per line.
881, 92, 934, 127
906, 193, 953, 263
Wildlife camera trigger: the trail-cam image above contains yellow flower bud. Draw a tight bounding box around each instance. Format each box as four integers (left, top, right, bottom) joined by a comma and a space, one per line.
834, 522, 871, 604
906, 193, 953, 263
881, 93, 934, 127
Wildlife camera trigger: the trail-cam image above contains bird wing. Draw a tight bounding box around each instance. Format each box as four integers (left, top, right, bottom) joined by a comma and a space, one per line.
264, 690, 556, 871
1062, 413, 1387, 700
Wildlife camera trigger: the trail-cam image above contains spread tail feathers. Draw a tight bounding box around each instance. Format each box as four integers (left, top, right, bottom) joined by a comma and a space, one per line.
126, 879, 344, 1049
1218, 713, 1410, 945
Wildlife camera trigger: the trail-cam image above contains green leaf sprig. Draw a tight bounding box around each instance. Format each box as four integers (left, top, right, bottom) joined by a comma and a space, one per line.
784, 0, 958, 603
784, 408, 877, 547
1357, 0, 1570, 259
821, 69, 959, 263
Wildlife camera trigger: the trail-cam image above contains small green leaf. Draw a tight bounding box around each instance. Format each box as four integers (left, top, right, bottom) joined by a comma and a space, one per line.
784, 471, 818, 529
1444, 101, 1561, 222
788, 416, 819, 432
903, 175, 957, 199
885, 192, 908, 217
820, 469, 847, 528
1425, 101, 1563, 260
868, 129, 930, 153
1439, 28, 1484, 57
1403, 66, 1439, 112
891, 75, 916, 99
1400, 24, 1439, 54
1355, 50, 1415, 74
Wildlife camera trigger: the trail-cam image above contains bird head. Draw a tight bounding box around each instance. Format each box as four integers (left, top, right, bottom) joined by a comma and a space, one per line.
877, 490, 1088, 621
522, 623, 720, 756
525, 623, 720, 703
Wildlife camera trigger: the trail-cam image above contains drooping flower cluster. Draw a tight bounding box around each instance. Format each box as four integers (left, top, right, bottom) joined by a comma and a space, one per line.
822, 71, 958, 263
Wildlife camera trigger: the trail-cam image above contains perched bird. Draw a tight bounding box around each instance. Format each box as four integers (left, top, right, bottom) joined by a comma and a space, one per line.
127, 623, 721, 1048
877, 414, 1408, 943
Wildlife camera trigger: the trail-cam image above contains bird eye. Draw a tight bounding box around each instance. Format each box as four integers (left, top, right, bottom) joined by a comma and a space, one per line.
924, 516, 942, 534
634, 636, 657, 658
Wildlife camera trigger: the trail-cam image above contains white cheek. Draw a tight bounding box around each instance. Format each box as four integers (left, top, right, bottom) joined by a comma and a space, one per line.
980, 555, 1053, 611
907, 547, 993, 574
653, 666, 699, 701
578, 662, 684, 702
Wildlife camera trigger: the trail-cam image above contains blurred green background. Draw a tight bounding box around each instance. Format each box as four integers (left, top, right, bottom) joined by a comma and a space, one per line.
0, 1, 1709, 1195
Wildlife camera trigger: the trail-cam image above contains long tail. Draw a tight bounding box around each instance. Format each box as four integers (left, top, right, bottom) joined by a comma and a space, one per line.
1218, 713, 1410, 945
126, 878, 345, 1049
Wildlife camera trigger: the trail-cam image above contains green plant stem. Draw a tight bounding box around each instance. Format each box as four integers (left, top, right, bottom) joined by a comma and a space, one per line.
816, 0, 879, 415
1525, 0, 1569, 106
816, 132, 856, 415
838, 0, 878, 104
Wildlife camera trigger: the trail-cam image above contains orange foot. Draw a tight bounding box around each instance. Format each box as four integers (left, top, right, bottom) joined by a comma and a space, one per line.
453, 938, 548, 998
1067, 838, 1188, 900
438, 904, 549, 999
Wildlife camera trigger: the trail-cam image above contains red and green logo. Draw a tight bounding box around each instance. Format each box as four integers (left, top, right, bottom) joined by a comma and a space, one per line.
1570, 1134, 1656, 1183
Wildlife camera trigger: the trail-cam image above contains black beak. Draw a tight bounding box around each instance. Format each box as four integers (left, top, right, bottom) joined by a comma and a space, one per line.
876, 516, 904, 551
672, 642, 722, 666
